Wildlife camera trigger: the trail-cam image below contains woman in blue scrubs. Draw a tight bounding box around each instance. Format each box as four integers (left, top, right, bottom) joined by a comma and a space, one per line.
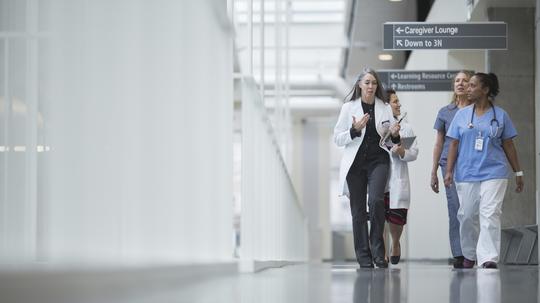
443, 73, 524, 269
431, 70, 473, 268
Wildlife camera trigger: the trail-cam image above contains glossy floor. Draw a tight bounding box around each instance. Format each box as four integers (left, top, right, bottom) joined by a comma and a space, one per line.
2, 261, 538, 303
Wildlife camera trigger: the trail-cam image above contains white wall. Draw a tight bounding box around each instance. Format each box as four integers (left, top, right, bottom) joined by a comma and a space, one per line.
0, 0, 234, 264
291, 117, 333, 261
240, 78, 308, 264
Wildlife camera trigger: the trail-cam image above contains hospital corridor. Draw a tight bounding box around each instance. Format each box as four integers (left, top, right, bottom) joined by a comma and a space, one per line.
0, 0, 539, 302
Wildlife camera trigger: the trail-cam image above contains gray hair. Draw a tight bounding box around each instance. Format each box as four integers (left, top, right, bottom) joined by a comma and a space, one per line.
344, 67, 386, 102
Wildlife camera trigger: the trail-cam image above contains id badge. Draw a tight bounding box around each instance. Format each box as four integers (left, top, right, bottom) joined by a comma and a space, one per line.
474, 132, 483, 151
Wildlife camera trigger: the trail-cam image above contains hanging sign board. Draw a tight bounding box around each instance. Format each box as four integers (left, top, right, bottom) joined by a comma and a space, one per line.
378, 70, 463, 92
383, 22, 507, 50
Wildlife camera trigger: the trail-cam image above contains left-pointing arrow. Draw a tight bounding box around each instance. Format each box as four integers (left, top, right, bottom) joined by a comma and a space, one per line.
396, 27, 404, 34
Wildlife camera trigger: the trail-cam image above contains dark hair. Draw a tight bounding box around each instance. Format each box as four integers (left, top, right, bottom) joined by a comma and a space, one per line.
473, 72, 500, 99
344, 67, 386, 103
386, 88, 396, 102
451, 70, 474, 104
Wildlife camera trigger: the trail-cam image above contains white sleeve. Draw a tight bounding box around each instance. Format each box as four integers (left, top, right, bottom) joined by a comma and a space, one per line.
333, 103, 353, 147
400, 124, 418, 162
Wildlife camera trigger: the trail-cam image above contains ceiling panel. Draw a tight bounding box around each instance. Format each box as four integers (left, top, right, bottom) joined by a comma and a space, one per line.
343, 0, 417, 81
232, 0, 425, 118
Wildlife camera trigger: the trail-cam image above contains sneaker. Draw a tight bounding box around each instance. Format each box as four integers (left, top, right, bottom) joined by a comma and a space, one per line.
453, 256, 465, 269
481, 261, 498, 269
462, 258, 476, 269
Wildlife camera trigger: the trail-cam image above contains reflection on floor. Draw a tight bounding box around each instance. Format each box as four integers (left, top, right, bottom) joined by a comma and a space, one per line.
1, 261, 538, 302
332, 262, 538, 303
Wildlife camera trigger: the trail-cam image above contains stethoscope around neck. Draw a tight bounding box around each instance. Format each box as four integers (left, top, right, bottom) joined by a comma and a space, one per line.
467, 101, 501, 138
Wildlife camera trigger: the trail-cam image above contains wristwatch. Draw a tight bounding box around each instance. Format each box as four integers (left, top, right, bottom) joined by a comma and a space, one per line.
515, 171, 524, 177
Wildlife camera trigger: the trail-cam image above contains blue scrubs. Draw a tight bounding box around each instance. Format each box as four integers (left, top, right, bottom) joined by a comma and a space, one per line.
433, 104, 462, 258
447, 104, 517, 265
446, 104, 517, 182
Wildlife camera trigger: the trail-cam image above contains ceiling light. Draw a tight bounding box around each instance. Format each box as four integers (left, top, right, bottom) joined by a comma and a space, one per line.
389, 0, 403, 2
378, 54, 393, 61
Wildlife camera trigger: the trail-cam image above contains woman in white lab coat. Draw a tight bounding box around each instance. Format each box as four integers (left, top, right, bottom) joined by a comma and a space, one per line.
334, 68, 400, 269
384, 89, 418, 265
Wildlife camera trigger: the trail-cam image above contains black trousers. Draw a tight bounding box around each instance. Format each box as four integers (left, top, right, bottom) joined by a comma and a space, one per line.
346, 161, 389, 266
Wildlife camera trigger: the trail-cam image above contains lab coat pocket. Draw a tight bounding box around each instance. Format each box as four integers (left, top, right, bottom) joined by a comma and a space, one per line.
398, 179, 410, 203
391, 178, 410, 208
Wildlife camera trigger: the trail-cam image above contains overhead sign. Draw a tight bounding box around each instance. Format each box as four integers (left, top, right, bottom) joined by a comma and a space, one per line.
378, 70, 462, 92
383, 22, 507, 50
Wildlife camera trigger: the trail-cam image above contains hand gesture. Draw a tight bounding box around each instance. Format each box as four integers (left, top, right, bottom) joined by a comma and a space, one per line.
352, 114, 370, 131
389, 122, 401, 137
391, 144, 404, 156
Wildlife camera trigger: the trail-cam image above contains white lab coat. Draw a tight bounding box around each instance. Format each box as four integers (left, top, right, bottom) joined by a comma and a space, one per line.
386, 120, 418, 209
333, 97, 395, 196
